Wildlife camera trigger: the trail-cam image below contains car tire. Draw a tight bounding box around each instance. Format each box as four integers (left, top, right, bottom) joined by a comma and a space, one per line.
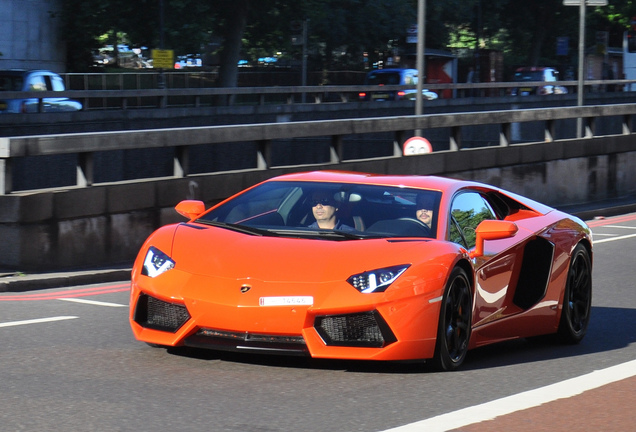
557, 243, 592, 344
431, 266, 472, 371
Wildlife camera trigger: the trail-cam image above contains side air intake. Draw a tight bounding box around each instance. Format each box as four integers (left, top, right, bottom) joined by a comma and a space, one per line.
314, 311, 397, 348
134, 293, 190, 333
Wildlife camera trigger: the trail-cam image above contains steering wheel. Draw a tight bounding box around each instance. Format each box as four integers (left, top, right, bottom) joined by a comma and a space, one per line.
395, 218, 432, 237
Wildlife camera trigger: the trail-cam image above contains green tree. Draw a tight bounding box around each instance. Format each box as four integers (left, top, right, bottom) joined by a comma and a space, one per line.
60, 0, 636, 83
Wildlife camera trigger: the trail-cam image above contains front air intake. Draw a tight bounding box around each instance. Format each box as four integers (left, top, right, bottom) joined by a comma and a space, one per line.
134, 293, 190, 333
314, 311, 397, 348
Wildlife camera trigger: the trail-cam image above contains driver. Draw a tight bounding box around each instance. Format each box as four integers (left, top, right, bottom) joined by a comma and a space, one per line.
308, 191, 355, 231
416, 194, 435, 229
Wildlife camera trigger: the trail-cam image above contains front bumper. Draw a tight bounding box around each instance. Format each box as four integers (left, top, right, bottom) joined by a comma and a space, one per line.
129, 269, 442, 361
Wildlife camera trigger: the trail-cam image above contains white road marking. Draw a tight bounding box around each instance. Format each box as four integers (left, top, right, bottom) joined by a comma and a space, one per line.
0, 316, 78, 328
381, 359, 636, 432
58, 298, 127, 307
594, 233, 636, 244
603, 225, 636, 229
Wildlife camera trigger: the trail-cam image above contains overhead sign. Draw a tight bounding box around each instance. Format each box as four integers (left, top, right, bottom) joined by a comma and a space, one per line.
403, 137, 432, 156
563, 0, 608, 5
152, 49, 174, 69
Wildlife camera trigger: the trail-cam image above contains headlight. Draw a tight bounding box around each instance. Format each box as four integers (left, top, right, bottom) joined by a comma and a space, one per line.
347, 265, 410, 293
142, 246, 176, 278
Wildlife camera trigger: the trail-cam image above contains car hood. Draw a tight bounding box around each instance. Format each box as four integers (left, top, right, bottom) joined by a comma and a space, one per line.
170, 223, 446, 283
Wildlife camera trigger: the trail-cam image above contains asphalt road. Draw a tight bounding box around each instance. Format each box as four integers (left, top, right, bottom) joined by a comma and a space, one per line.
1, 213, 635, 432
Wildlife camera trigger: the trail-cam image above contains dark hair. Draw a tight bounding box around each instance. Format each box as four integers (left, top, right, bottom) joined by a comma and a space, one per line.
416, 194, 435, 210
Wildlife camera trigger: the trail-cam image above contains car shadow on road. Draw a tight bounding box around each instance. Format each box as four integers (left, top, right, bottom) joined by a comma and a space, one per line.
165, 306, 636, 373
462, 305, 636, 371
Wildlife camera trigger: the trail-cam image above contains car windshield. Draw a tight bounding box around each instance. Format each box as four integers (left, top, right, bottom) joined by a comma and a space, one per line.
513, 71, 544, 81
366, 72, 402, 85
0, 74, 24, 92
198, 181, 441, 240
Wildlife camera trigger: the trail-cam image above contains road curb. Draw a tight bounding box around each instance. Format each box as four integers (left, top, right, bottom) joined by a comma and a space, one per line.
0, 268, 131, 293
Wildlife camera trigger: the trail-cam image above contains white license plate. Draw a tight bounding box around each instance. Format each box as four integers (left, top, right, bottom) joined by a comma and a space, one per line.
259, 296, 314, 306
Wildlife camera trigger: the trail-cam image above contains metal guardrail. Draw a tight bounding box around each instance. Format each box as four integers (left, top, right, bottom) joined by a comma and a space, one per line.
2, 103, 635, 195
1, 79, 634, 112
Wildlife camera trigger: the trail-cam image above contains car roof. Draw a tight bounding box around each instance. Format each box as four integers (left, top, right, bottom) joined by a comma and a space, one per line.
367, 68, 417, 74
515, 67, 555, 72
267, 170, 554, 215
270, 170, 477, 192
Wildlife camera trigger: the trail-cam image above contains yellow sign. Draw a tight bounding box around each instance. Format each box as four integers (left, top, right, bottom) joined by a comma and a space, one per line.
152, 49, 174, 69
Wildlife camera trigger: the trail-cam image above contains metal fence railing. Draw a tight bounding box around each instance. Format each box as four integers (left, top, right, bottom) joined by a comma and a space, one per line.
2, 103, 635, 195
2, 77, 634, 112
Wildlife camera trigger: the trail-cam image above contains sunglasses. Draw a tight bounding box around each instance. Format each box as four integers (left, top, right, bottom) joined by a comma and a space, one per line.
311, 198, 335, 206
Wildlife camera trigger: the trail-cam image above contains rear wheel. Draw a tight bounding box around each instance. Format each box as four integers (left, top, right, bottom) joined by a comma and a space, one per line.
557, 243, 592, 344
431, 267, 472, 371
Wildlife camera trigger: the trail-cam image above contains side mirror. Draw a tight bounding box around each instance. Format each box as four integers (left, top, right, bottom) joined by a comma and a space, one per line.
175, 200, 205, 220
469, 220, 518, 259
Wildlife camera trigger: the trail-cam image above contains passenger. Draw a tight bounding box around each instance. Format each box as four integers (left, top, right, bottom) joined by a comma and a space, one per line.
308, 192, 355, 231
416, 194, 435, 229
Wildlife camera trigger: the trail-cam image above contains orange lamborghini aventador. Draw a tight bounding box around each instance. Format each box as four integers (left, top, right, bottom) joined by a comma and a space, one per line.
129, 171, 593, 370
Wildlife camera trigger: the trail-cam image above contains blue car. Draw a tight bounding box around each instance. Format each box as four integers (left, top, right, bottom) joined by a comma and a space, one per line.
510, 67, 568, 96
0, 70, 82, 113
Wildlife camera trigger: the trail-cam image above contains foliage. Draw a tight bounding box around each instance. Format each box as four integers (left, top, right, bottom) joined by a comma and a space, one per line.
450, 207, 492, 249
59, 0, 636, 83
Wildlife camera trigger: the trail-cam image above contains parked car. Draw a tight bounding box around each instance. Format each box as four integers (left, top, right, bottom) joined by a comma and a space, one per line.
359, 68, 438, 101
174, 54, 202, 69
510, 67, 568, 96
0, 70, 82, 113
129, 171, 592, 371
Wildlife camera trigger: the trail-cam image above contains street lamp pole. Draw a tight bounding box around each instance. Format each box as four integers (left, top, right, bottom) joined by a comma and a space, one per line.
577, 0, 586, 137
564, 0, 609, 136
415, 0, 426, 136
158, 0, 166, 89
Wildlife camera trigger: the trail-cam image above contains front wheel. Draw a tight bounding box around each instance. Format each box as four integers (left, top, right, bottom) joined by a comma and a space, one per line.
431, 267, 472, 371
557, 243, 592, 344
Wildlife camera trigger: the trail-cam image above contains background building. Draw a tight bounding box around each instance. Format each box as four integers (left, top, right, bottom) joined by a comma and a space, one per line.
0, 0, 67, 72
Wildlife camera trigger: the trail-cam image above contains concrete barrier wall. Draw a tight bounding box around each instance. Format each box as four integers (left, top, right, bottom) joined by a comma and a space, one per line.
0, 0, 67, 72
2, 134, 635, 271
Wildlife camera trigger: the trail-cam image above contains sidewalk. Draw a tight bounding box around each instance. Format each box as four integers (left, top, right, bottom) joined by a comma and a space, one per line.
1, 195, 635, 293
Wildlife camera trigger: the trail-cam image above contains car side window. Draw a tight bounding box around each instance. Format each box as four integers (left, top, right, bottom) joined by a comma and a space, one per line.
50, 75, 65, 91
449, 192, 497, 249
28, 76, 47, 92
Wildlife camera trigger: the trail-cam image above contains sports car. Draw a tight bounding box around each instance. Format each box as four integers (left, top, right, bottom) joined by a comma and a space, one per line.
129, 171, 593, 370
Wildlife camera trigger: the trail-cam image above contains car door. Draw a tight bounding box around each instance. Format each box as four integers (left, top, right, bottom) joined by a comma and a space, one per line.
25, 72, 80, 113
46, 73, 71, 112
22, 73, 48, 112
448, 191, 521, 328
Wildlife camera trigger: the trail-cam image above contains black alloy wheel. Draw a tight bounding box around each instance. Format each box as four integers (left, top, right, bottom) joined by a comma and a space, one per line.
432, 266, 472, 371
558, 243, 592, 344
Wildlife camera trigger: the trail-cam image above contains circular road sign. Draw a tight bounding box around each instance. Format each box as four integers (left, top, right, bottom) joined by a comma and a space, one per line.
403, 137, 432, 155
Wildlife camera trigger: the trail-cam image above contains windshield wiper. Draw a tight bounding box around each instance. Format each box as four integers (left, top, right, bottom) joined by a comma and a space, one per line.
297, 229, 368, 240
195, 219, 267, 236
195, 220, 373, 240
